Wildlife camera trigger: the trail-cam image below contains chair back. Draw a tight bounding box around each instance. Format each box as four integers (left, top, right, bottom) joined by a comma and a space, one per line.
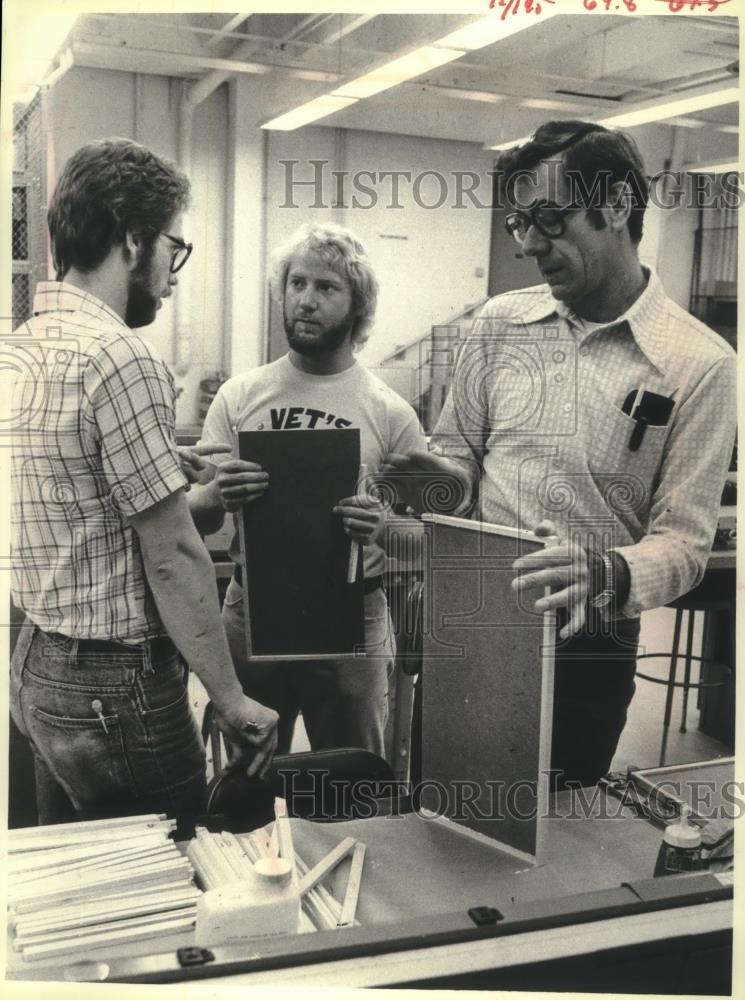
205, 748, 399, 831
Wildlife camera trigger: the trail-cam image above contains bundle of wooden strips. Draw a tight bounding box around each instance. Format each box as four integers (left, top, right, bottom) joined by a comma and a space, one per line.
8, 814, 198, 962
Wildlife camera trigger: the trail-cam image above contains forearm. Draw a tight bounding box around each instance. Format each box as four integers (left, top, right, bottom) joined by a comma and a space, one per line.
142, 539, 243, 713
609, 354, 736, 616
610, 533, 707, 617
187, 479, 226, 537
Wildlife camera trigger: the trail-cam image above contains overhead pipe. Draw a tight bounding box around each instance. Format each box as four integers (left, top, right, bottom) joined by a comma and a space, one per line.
172, 67, 234, 375
173, 16, 328, 374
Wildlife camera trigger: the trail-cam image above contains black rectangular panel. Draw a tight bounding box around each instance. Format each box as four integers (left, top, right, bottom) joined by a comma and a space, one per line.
238, 429, 364, 658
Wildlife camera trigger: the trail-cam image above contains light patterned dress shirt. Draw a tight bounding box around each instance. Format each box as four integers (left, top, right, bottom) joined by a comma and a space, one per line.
10, 283, 187, 641
431, 269, 736, 617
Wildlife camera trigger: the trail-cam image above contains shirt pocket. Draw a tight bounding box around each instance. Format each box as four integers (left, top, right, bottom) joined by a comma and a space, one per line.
588, 406, 670, 517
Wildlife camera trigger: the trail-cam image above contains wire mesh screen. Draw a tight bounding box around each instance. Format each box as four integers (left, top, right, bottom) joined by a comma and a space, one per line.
11, 274, 30, 330
12, 93, 47, 328
12, 186, 29, 261
690, 200, 738, 350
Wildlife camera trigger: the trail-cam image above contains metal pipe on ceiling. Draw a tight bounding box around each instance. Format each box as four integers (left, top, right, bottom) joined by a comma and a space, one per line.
173, 13, 331, 375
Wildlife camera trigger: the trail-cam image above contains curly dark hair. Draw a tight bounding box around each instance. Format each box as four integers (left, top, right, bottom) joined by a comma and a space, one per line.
496, 121, 649, 245
48, 138, 190, 278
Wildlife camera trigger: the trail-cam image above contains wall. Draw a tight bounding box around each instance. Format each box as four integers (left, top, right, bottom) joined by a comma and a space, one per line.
265, 128, 495, 368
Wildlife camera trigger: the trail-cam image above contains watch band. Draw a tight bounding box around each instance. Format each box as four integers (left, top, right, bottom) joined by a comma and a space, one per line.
590, 551, 615, 609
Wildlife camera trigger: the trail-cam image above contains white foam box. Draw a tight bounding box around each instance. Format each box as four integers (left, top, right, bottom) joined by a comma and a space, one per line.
195, 870, 300, 947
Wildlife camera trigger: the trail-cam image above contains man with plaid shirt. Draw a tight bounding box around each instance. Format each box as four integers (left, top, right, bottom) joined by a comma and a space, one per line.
9, 139, 278, 825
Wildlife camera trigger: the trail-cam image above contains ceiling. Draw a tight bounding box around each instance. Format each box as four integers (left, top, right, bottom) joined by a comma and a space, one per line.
61, 11, 739, 152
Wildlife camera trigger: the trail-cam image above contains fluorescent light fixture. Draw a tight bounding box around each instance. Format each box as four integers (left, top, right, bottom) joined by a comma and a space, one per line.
522, 97, 588, 112
263, 13, 553, 131
667, 116, 738, 133
433, 86, 506, 105
332, 46, 464, 100
488, 85, 740, 150
686, 161, 740, 174
489, 135, 531, 152
434, 11, 558, 51
11, 11, 79, 103
262, 94, 358, 131
596, 87, 740, 128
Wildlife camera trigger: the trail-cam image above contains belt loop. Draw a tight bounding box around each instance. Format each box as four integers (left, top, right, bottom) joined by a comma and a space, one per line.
141, 641, 155, 677
68, 637, 80, 669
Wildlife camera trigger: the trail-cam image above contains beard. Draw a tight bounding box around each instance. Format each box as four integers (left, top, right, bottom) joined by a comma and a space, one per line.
125, 244, 159, 328
283, 309, 354, 356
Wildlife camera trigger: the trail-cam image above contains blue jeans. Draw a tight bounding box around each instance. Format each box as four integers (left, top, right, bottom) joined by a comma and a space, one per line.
10, 622, 207, 825
222, 581, 394, 757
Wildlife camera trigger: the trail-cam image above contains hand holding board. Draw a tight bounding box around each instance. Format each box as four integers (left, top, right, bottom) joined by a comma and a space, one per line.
237, 429, 365, 660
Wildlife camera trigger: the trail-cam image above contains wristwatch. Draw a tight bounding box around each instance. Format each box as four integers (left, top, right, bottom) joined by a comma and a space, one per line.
590, 551, 615, 609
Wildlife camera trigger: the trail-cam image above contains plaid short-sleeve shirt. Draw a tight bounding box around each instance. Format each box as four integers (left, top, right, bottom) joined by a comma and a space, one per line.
431, 269, 736, 617
10, 283, 187, 641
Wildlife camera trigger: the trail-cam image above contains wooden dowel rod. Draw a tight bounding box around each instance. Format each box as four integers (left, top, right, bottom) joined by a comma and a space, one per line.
219, 832, 254, 880
18, 882, 195, 927
295, 855, 343, 920
338, 842, 366, 926
8, 813, 168, 840
186, 842, 221, 891
9, 843, 178, 887
196, 829, 235, 885
297, 837, 356, 896
9, 818, 175, 853
10, 861, 194, 912
302, 892, 337, 931
14, 891, 201, 937
273, 798, 295, 869
21, 914, 196, 962
9, 853, 191, 899
8, 832, 173, 872
16, 904, 198, 948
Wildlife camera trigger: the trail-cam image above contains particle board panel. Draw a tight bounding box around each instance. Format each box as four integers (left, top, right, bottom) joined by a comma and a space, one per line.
237, 429, 365, 660
420, 514, 554, 862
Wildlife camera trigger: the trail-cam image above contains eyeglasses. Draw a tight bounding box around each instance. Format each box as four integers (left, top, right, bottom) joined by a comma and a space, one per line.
504, 203, 582, 245
157, 231, 193, 273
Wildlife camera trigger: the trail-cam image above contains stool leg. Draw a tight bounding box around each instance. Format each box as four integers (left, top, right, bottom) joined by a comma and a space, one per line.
660, 609, 683, 767
680, 610, 696, 733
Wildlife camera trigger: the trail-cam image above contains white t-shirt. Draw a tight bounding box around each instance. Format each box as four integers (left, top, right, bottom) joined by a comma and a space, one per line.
201, 354, 427, 573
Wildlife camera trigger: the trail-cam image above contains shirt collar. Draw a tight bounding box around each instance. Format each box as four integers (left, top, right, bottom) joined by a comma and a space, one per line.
517, 268, 670, 375
32, 281, 127, 329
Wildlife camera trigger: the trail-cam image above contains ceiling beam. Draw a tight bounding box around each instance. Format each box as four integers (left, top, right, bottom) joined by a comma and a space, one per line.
315, 14, 377, 47
204, 13, 251, 48
72, 39, 340, 83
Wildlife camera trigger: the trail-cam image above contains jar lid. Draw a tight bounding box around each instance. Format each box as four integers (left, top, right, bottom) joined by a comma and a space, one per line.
253, 856, 293, 888
663, 805, 702, 848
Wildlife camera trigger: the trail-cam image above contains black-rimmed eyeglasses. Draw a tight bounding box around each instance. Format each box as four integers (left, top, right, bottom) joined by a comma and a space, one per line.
504, 203, 582, 245
157, 231, 193, 273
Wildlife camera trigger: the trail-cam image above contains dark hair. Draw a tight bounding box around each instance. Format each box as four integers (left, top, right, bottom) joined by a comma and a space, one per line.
496, 120, 649, 244
47, 138, 190, 278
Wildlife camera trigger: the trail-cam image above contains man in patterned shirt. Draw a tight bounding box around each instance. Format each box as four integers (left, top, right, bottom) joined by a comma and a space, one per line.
384, 121, 736, 788
9, 139, 278, 825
